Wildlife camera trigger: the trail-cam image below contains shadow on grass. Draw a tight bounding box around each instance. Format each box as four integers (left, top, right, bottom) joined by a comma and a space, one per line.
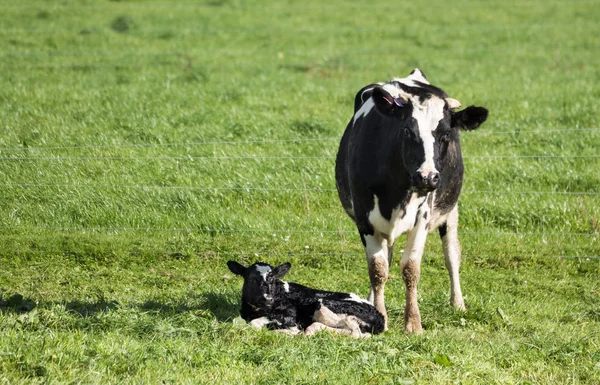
139, 292, 239, 322
65, 298, 119, 317
0, 293, 37, 313
0, 291, 239, 323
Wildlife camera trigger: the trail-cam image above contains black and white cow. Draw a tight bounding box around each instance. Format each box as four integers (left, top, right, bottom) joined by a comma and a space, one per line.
335, 69, 488, 333
227, 260, 385, 337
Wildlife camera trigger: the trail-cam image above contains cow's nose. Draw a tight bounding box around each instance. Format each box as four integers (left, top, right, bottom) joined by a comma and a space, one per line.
413, 171, 439, 191
426, 172, 440, 189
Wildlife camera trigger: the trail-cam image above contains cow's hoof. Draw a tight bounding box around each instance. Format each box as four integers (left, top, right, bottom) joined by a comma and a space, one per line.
404, 322, 423, 334
452, 300, 466, 311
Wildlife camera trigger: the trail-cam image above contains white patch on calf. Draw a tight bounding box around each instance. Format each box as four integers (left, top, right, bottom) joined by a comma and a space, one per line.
348, 293, 371, 305
249, 317, 273, 329
255, 265, 272, 281
282, 282, 290, 293
368, 193, 427, 242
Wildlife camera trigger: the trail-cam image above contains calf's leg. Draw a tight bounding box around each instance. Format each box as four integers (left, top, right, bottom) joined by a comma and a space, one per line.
439, 205, 465, 310
307, 306, 369, 338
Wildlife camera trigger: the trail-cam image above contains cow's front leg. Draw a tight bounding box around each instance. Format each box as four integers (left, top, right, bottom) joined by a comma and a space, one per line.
400, 214, 429, 334
364, 233, 389, 330
439, 205, 465, 310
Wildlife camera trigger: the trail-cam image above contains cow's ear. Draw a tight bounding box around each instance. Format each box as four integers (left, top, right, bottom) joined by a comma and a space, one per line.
270, 262, 291, 279
227, 261, 247, 276
451, 106, 488, 131
372, 86, 406, 116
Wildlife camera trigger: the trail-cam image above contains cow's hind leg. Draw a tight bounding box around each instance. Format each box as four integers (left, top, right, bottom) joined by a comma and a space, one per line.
439, 205, 465, 310
400, 215, 430, 334
364, 233, 389, 330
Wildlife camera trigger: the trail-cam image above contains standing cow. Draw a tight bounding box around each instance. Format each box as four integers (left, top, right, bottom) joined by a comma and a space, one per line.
335, 69, 488, 333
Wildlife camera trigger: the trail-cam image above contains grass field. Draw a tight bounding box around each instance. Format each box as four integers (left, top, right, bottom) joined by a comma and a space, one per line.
0, 0, 599, 383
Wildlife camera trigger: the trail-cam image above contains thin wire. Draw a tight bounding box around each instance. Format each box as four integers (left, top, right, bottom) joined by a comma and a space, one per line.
0, 0, 595, 11
0, 138, 339, 152
0, 154, 598, 162
1, 248, 598, 260
1, 22, 597, 35
0, 43, 593, 58
1, 183, 598, 195
0, 128, 598, 152
0, 183, 338, 192
0, 225, 597, 237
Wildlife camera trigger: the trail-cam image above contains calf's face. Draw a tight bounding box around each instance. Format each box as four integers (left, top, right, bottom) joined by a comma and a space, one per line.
227, 261, 291, 310
370, 69, 488, 192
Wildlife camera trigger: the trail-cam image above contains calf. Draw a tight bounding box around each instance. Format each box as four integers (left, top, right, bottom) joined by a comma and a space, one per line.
335, 69, 488, 333
227, 260, 384, 337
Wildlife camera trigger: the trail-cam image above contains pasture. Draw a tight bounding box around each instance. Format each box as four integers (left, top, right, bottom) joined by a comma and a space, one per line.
0, 0, 599, 383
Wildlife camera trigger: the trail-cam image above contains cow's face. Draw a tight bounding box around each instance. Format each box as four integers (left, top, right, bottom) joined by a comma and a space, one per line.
227, 261, 291, 310
369, 69, 488, 192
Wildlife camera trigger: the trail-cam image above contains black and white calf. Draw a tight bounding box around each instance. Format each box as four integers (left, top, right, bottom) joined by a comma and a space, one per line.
335, 69, 488, 333
227, 260, 384, 337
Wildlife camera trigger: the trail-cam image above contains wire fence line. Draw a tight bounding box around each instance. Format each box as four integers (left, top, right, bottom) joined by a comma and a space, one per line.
1, 248, 598, 261
1, 183, 598, 195
0, 154, 599, 162
1, 0, 595, 11
1, 22, 597, 36
0, 43, 593, 58
0, 225, 597, 237
0, 128, 598, 153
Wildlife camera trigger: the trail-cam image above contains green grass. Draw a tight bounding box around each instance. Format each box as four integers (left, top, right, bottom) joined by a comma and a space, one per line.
0, 0, 599, 383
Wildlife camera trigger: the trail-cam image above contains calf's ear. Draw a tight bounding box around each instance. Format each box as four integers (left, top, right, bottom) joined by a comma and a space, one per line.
372, 86, 406, 116
270, 262, 291, 279
451, 106, 488, 131
227, 261, 247, 276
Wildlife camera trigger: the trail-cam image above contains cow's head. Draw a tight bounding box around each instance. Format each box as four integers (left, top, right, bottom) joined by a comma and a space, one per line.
369, 69, 488, 192
227, 260, 291, 310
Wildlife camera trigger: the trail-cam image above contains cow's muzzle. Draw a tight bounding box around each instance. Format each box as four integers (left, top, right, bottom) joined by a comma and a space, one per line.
412, 171, 440, 192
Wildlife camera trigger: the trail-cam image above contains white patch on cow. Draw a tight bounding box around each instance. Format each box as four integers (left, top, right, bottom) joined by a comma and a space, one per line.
428, 208, 449, 232
408, 68, 429, 84
249, 316, 272, 329
255, 265, 272, 281
353, 97, 375, 124
368, 193, 427, 241
413, 97, 445, 174
381, 82, 400, 96
348, 293, 371, 304
383, 76, 445, 175
282, 281, 290, 293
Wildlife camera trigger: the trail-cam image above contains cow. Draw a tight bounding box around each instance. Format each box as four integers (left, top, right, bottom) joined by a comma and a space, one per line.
227, 260, 385, 337
335, 68, 488, 333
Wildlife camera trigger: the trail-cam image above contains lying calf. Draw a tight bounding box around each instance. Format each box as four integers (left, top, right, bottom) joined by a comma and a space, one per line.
227, 260, 384, 337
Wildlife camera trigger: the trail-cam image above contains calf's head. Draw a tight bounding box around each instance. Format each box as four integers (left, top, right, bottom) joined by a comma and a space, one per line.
227, 260, 291, 310
369, 69, 488, 192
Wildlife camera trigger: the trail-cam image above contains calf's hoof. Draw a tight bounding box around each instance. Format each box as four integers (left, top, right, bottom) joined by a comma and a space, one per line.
276, 327, 302, 335
304, 322, 326, 336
